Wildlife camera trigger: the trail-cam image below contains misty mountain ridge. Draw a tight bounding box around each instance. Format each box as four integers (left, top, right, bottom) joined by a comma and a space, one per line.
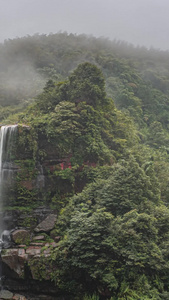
0, 32, 169, 110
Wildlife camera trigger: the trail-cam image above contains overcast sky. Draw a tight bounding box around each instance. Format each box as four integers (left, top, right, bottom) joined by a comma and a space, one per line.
0, 0, 169, 50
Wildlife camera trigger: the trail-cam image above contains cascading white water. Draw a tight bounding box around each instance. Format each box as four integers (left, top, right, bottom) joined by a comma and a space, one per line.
0, 125, 18, 216
0, 125, 18, 288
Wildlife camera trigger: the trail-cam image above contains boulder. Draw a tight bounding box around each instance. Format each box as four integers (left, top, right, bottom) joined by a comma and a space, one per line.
1, 245, 45, 279
0, 289, 13, 299
11, 230, 31, 245
1, 249, 28, 278
34, 214, 57, 233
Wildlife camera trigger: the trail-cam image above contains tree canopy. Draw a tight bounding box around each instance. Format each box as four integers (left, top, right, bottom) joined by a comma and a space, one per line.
2, 34, 169, 299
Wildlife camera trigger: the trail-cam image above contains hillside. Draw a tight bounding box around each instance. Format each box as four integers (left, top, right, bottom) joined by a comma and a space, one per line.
1, 33, 169, 150
1, 34, 169, 299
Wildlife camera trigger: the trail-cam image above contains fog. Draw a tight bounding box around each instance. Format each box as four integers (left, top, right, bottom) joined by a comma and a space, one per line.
0, 0, 169, 111
0, 0, 169, 50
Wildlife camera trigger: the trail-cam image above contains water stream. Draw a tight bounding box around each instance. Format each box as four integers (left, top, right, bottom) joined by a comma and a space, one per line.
0, 125, 18, 288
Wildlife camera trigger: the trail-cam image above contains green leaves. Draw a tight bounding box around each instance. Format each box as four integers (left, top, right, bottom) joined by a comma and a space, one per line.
48, 154, 165, 298
5, 53, 169, 299
53, 200, 169, 298
69, 62, 106, 107
68, 157, 160, 216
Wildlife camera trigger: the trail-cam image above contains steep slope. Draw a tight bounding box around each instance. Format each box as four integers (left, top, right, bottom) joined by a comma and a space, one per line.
1, 62, 169, 299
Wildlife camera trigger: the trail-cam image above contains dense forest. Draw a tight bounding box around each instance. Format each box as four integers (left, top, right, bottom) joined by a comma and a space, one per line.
2, 32, 169, 299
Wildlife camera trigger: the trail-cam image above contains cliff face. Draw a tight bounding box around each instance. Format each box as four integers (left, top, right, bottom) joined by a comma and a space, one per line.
0, 125, 69, 299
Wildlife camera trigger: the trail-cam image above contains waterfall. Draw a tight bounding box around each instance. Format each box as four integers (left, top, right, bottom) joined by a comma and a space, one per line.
0, 125, 18, 288
0, 125, 18, 218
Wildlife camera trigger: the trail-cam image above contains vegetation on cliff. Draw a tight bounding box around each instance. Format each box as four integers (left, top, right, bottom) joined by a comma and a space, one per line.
2, 33, 169, 299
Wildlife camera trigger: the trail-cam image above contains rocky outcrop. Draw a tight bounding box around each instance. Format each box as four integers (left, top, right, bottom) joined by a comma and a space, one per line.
2, 207, 55, 232
1, 222, 59, 278
2, 248, 27, 278
1, 214, 60, 299
1, 239, 58, 279
34, 214, 57, 233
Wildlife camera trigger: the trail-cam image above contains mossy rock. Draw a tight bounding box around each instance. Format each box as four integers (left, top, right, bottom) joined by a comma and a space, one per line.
11, 229, 31, 245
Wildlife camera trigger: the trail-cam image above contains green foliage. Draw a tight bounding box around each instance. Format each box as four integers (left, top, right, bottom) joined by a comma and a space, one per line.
68, 62, 106, 107
83, 294, 99, 300
61, 157, 160, 218
45, 156, 163, 298
3, 34, 169, 299
28, 255, 52, 281
19, 215, 37, 229
17, 63, 137, 167
49, 204, 169, 298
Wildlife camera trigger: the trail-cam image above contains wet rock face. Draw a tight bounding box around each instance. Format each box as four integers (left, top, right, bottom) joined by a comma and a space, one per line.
2, 207, 55, 231
2, 211, 19, 232
1, 230, 12, 249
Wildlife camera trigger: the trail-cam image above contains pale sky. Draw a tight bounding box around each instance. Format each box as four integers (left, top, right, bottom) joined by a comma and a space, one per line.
0, 0, 169, 50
